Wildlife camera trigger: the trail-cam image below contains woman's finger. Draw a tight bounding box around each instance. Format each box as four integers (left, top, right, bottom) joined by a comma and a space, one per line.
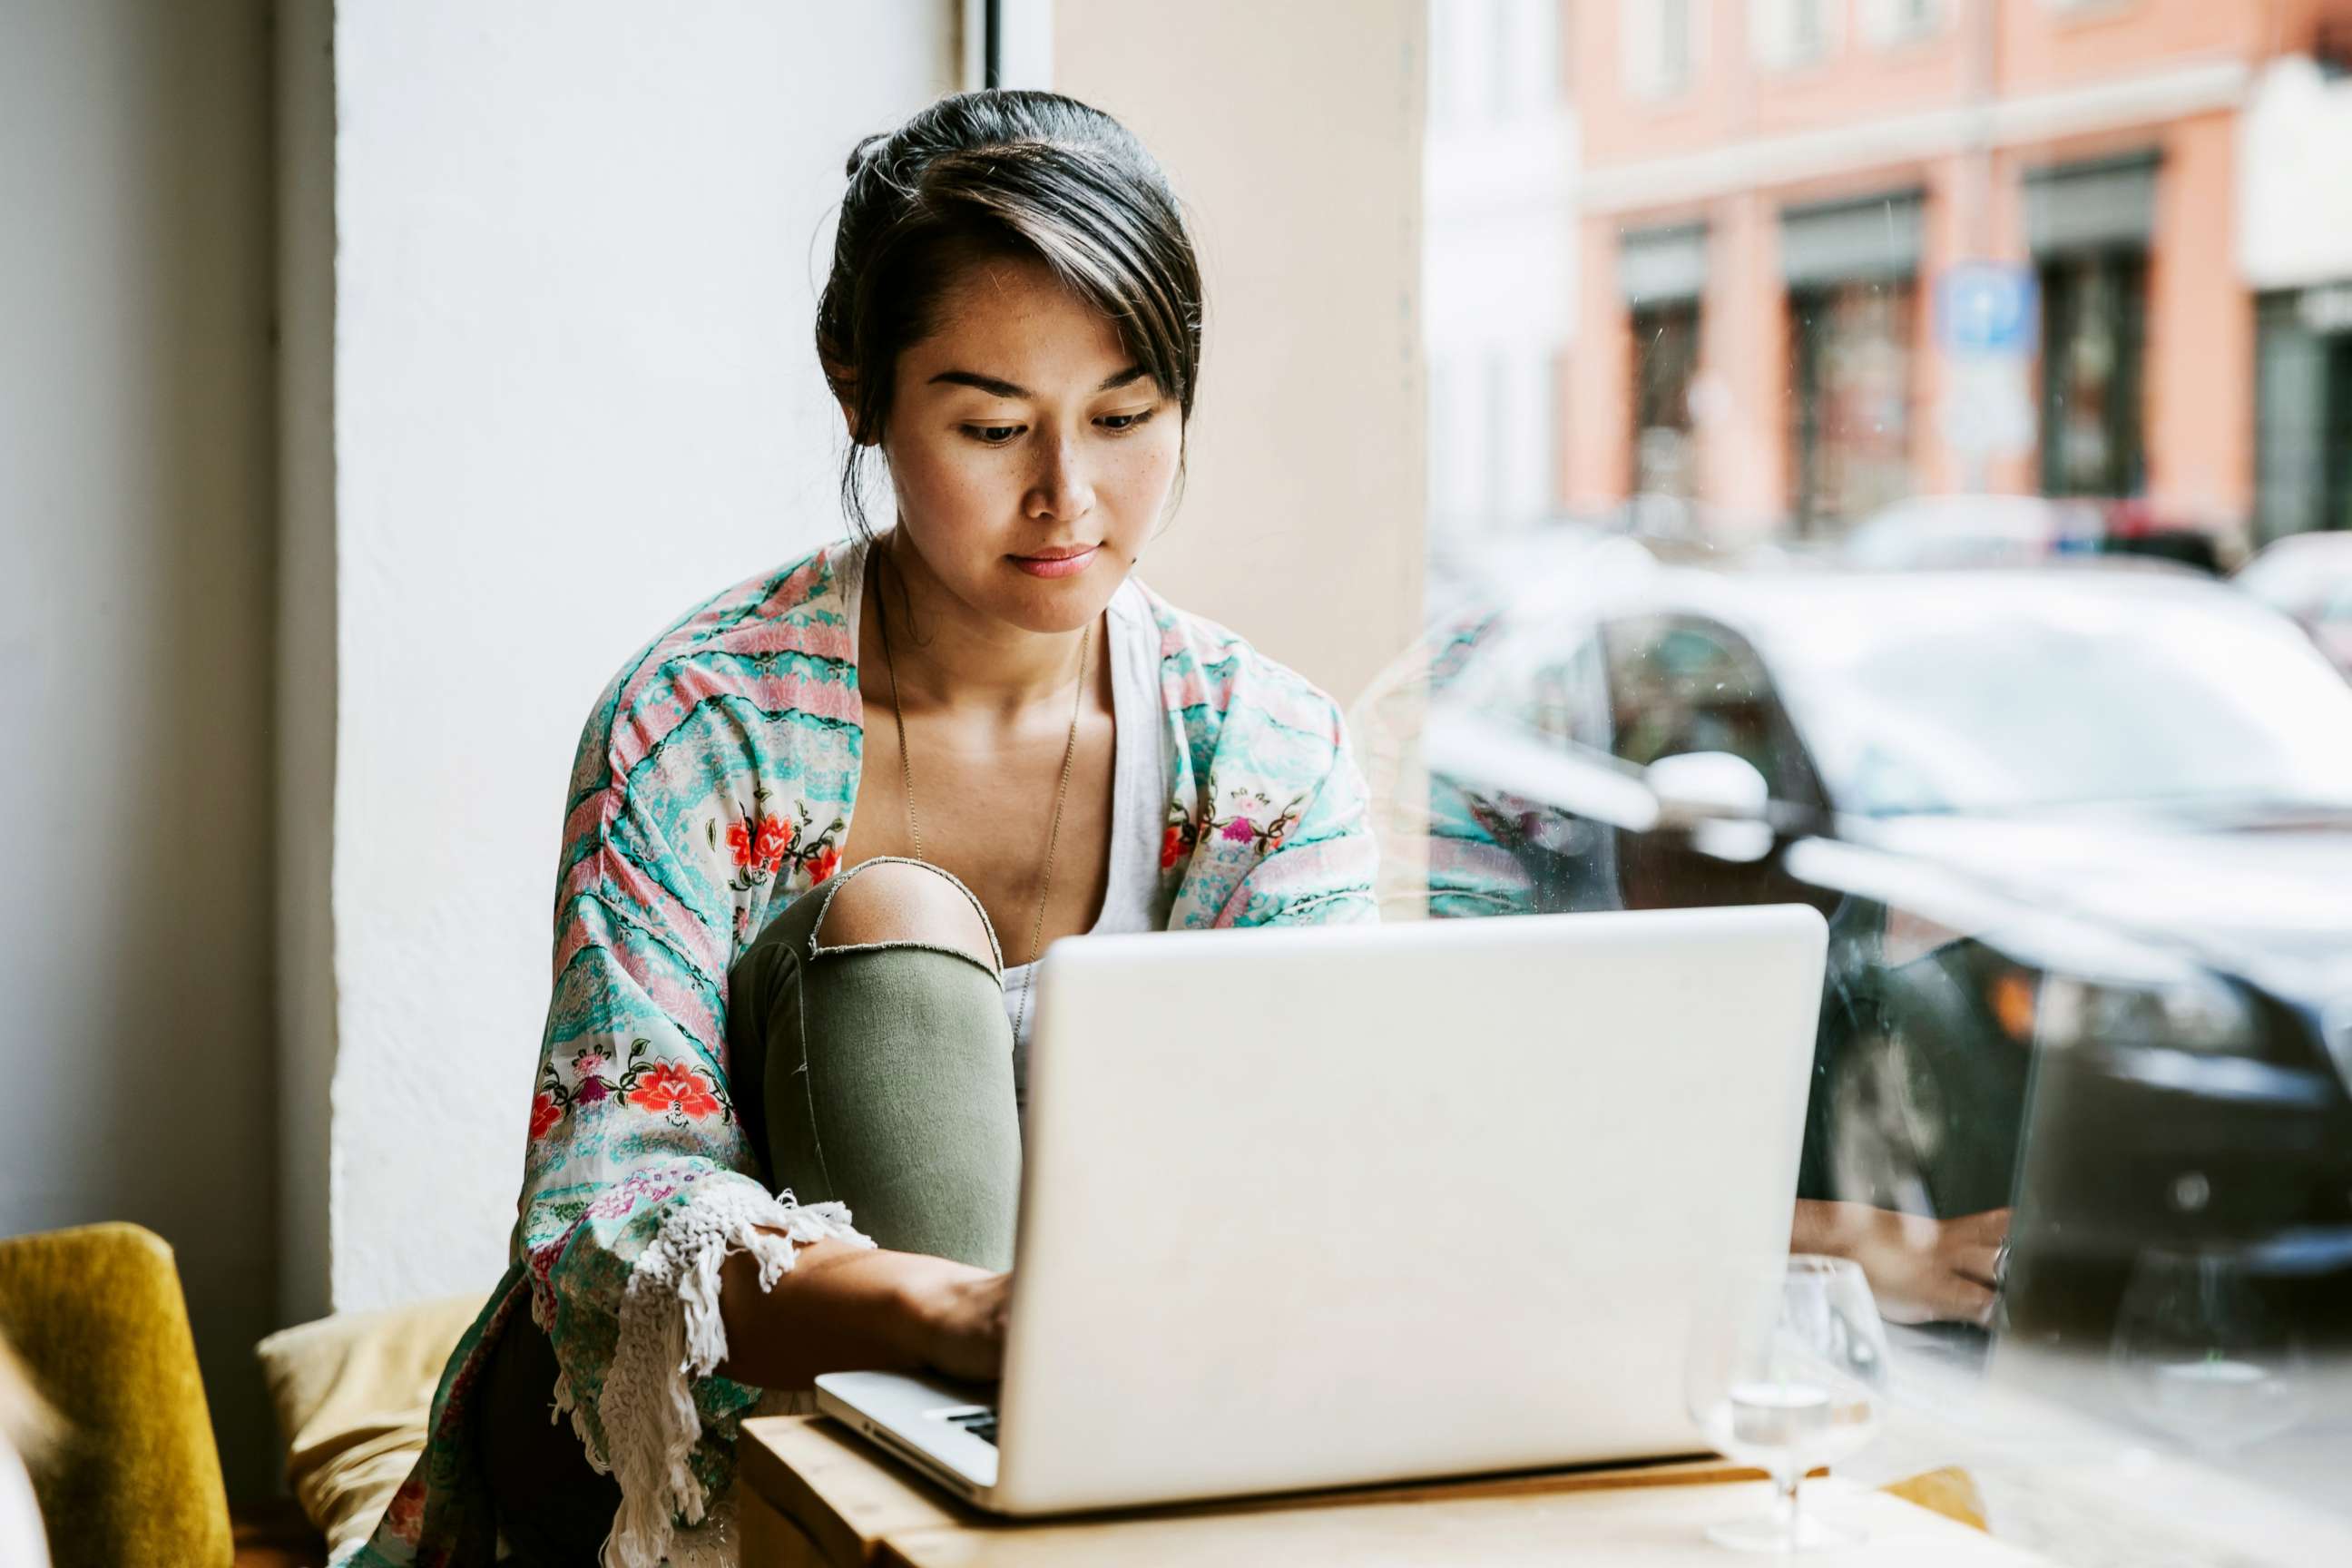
1938, 1274, 1997, 1328
1950, 1240, 2003, 1290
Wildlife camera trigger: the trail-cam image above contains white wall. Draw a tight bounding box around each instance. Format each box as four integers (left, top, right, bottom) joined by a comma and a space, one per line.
0, 0, 279, 1499
2239, 55, 2352, 292
313, 1, 959, 1312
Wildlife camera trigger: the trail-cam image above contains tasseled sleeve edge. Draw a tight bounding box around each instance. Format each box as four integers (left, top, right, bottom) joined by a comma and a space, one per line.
577, 1181, 871, 1568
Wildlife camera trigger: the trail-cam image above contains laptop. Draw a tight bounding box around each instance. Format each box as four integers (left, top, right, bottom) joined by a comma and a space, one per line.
816, 904, 1827, 1514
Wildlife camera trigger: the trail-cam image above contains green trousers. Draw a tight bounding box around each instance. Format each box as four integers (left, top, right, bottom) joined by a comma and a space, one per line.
484, 858, 1022, 1562
723, 855, 1024, 1271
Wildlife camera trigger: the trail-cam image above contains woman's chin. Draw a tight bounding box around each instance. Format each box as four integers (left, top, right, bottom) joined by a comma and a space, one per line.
990, 558, 1126, 632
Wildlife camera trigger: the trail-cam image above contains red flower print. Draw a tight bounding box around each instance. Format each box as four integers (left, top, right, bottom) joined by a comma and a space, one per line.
528, 1091, 562, 1141
807, 846, 840, 884
725, 819, 757, 869
628, 1063, 720, 1122
1161, 823, 1186, 871
752, 818, 791, 872
1220, 817, 1258, 844
385, 1480, 424, 1538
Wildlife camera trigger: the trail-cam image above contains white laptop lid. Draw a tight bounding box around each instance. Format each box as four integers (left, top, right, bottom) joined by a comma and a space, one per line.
992, 905, 1827, 1514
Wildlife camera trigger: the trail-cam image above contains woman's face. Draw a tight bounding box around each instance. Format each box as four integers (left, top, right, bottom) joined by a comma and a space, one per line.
877, 253, 1181, 634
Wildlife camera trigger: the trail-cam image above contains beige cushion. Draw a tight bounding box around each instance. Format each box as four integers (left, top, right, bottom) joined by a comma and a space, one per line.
255, 1295, 484, 1560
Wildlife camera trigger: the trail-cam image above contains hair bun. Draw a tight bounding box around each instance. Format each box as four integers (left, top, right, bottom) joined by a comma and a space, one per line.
844, 132, 890, 180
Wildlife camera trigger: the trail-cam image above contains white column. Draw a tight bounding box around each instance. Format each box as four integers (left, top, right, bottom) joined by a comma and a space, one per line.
282, 0, 958, 1312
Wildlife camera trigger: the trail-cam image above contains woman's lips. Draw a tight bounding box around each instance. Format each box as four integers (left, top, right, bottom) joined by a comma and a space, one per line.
1011, 545, 1099, 579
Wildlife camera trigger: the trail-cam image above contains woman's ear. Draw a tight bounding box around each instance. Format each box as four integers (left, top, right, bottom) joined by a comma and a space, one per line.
823, 361, 877, 447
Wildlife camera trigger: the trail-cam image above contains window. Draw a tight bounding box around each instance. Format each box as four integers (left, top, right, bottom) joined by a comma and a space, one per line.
1416, 5, 2352, 1538
2025, 156, 2155, 500
1622, 0, 1701, 101
1780, 194, 1921, 532
1790, 281, 1916, 532
1751, 0, 1842, 73
2254, 292, 2352, 544
1631, 299, 1702, 501
2037, 251, 2147, 498
1861, 0, 1945, 48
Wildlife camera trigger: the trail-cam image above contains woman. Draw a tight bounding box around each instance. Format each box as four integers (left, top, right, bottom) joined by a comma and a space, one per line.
357, 91, 1377, 1568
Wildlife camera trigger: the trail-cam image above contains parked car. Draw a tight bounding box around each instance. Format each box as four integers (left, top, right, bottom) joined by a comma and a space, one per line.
2237, 530, 2352, 681
1406, 554, 2352, 1336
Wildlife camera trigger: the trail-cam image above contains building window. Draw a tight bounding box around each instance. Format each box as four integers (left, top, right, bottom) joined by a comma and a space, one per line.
2037, 253, 2147, 498
1631, 299, 1702, 501
1752, 0, 1842, 72
1780, 192, 1922, 533
1790, 282, 1916, 532
2025, 155, 2155, 501
2254, 291, 2352, 543
1862, 0, 1945, 48
1623, 0, 1701, 101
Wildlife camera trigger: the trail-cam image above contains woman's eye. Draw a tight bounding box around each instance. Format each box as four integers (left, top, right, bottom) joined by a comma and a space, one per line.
965, 424, 1024, 446
1097, 408, 1156, 433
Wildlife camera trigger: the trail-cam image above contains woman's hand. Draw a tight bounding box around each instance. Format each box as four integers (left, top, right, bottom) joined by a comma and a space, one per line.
903, 1267, 1013, 1382
1792, 1200, 2009, 1327
716, 1241, 1008, 1388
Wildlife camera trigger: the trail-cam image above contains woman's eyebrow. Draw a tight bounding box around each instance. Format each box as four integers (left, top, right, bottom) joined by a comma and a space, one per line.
927, 365, 1151, 397
929, 369, 1028, 397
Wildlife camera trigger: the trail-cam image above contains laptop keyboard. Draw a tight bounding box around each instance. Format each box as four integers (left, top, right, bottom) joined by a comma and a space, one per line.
946, 1407, 999, 1446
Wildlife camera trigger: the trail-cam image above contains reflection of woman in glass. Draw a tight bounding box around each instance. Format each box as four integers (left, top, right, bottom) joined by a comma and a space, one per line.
1416, 632, 2008, 1332
358, 93, 1378, 1567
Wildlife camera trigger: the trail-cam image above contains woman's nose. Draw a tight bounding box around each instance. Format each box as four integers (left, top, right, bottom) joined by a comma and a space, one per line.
1024, 436, 1095, 524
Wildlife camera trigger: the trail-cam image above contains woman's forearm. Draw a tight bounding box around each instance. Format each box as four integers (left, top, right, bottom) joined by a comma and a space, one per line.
714, 1236, 1002, 1389
1792, 1198, 1916, 1259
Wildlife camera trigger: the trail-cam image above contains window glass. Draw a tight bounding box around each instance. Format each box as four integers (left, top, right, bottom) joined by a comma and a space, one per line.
1407, 5, 2352, 1548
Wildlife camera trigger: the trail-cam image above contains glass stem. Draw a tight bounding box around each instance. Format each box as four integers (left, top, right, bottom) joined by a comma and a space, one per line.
1778, 1466, 1803, 1543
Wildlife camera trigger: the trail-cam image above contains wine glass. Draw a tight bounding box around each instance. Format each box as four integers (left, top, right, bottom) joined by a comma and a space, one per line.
1685, 1254, 1891, 1552
2110, 1245, 2310, 1455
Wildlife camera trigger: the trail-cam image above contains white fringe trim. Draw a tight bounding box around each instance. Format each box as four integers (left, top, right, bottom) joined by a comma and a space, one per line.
587, 1183, 869, 1568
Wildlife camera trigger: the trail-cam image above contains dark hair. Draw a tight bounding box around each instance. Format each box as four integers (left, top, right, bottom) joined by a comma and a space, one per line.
815, 90, 1203, 536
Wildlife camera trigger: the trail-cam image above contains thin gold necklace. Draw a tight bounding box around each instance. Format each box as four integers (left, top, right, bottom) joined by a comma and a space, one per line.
874, 550, 1091, 1046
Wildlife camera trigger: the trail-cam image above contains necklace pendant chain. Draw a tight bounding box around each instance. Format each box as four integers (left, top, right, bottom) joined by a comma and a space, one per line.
876, 563, 1092, 1046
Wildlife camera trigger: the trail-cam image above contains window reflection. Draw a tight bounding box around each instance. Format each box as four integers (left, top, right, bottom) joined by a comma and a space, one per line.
1416, 2, 2352, 1543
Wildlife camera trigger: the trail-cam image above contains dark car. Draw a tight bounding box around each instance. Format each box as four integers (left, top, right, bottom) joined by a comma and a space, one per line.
1406, 554, 2352, 1335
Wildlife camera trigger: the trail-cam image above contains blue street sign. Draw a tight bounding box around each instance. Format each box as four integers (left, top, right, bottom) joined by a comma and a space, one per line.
1938, 263, 2037, 357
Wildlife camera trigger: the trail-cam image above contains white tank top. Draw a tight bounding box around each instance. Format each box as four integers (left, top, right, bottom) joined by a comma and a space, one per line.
841, 548, 1171, 1107
995, 576, 1171, 1088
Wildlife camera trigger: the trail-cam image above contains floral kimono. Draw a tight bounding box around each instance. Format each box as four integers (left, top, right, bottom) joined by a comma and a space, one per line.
354, 538, 1377, 1567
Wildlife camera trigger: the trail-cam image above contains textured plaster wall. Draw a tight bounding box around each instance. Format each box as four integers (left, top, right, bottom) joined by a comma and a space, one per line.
0, 0, 280, 1499
323, 0, 956, 1311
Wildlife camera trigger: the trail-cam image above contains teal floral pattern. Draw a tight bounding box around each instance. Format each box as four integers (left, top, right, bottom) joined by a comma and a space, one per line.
353, 538, 1376, 1568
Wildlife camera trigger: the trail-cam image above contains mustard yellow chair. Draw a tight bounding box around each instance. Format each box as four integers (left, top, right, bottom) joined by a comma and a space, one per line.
0, 1222, 235, 1568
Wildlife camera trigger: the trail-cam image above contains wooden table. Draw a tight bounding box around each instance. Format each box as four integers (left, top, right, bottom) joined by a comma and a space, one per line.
736, 1416, 2055, 1566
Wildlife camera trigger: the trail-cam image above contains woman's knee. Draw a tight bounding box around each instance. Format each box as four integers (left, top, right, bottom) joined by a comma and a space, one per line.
814, 858, 999, 973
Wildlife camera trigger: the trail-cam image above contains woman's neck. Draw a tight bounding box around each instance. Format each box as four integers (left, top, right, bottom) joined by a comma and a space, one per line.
867, 530, 1098, 720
